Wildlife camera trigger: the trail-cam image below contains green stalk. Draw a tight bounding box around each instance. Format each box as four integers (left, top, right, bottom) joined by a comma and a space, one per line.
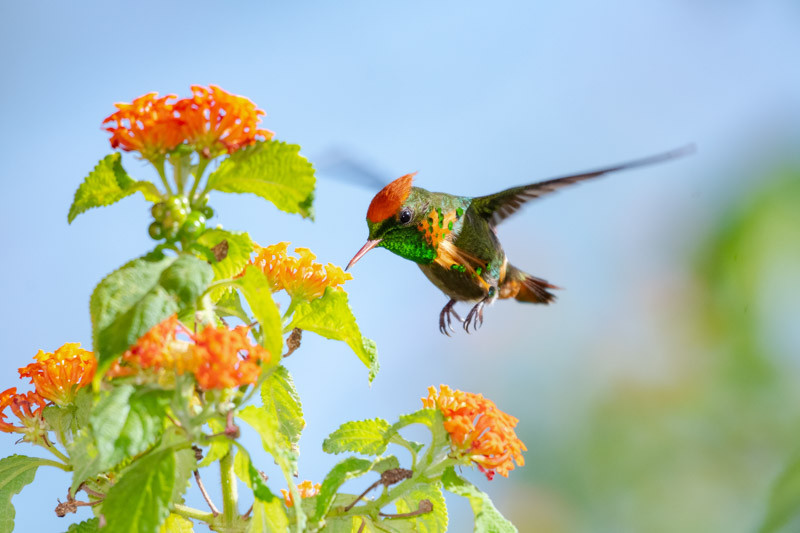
155, 158, 174, 195
189, 155, 211, 202
219, 450, 239, 526
173, 503, 216, 523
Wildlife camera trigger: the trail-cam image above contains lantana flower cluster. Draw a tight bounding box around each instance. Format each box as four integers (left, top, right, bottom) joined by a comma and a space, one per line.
108, 316, 270, 390
103, 85, 273, 161
0, 343, 95, 440
247, 242, 352, 302
424, 384, 526, 480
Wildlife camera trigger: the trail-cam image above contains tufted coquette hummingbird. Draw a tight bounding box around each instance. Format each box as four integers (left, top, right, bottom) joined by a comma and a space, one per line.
346, 145, 694, 335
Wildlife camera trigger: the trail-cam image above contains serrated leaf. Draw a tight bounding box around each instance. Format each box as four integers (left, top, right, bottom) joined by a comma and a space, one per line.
392, 408, 448, 454
196, 229, 255, 301
323, 418, 391, 456
68, 153, 160, 223
102, 447, 182, 533
312, 457, 374, 523
206, 140, 315, 218
248, 499, 289, 533
65, 518, 101, 533
236, 267, 283, 362
90, 386, 169, 474
232, 444, 277, 503
441, 467, 517, 533
159, 514, 194, 533
238, 405, 297, 469
395, 481, 448, 533
761, 454, 800, 532
261, 366, 304, 449
288, 288, 379, 382
0, 455, 47, 533
43, 404, 78, 441
90, 254, 213, 375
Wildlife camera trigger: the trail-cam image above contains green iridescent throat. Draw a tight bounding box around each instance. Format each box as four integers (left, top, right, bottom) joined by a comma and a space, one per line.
379, 229, 436, 264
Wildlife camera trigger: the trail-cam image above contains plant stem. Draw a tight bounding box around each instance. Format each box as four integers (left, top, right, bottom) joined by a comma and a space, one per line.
219, 450, 239, 526
173, 503, 216, 523
36, 456, 71, 471
189, 156, 211, 201
38, 441, 70, 466
155, 158, 174, 195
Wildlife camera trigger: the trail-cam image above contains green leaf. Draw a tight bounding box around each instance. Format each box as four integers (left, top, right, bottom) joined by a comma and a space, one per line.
441, 467, 517, 533
159, 514, 194, 533
761, 454, 800, 532
232, 444, 277, 503
261, 366, 304, 449
200, 418, 230, 468
288, 289, 379, 382
196, 229, 255, 301
67, 432, 103, 495
0, 455, 46, 533
90, 253, 214, 375
206, 140, 316, 218
90, 386, 169, 473
102, 446, 185, 533
312, 457, 374, 523
238, 405, 298, 471
323, 418, 391, 456
69, 153, 160, 223
371, 456, 401, 475
395, 482, 448, 533
248, 499, 290, 533
236, 267, 283, 362
65, 518, 101, 533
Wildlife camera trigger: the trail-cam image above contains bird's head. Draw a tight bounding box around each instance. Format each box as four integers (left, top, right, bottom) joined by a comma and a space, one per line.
347, 172, 437, 269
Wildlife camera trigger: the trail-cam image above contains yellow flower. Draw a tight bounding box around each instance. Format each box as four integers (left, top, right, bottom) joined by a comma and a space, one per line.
423, 385, 526, 480
18, 343, 96, 406
281, 480, 321, 507
249, 242, 352, 302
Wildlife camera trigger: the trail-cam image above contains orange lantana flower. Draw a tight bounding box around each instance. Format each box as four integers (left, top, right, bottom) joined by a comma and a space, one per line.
423, 385, 526, 480
103, 92, 184, 161
107, 315, 199, 379
0, 388, 47, 440
249, 242, 352, 302
174, 85, 273, 158
191, 325, 270, 390
281, 480, 321, 507
18, 343, 96, 406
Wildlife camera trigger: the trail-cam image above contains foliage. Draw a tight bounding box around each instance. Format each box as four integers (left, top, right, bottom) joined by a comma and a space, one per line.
0, 86, 522, 532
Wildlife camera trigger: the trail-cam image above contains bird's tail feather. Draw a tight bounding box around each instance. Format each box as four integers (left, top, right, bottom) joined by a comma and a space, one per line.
500, 265, 559, 304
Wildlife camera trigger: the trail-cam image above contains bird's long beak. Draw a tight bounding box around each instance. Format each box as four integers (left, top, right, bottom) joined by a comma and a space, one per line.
346, 239, 381, 271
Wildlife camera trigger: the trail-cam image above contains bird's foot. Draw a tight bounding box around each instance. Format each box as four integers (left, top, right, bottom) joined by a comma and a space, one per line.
438, 299, 463, 336
464, 300, 486, 333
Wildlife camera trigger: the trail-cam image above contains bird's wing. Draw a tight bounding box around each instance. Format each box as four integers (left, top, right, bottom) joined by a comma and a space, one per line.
471, 145, 694, 226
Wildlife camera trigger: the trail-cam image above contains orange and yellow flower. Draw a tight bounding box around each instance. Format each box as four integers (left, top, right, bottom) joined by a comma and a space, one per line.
107, 316, 268, 390
281, 480, 321, 507
174, 85, 273, 158
103, 86, 272, 162
18, 343, 96, 406
103, 92, 185, 161
191, 325, 270, 390
248, 242, 352, 302
0, 388, 47, 440
423, 385, 526, 480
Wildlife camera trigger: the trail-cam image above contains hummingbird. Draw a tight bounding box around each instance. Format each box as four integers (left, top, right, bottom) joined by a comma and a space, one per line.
346, 146, 694, 335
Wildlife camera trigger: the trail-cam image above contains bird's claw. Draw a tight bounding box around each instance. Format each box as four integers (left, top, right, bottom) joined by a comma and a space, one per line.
464, 300, 485, 333
438, 299, 463, 336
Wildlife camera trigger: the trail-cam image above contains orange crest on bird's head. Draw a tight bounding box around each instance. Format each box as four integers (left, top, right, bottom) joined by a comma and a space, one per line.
366, 172, 416, 223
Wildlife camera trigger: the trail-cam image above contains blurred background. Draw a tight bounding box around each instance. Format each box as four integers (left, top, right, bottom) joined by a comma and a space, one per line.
2, 1, 800, 531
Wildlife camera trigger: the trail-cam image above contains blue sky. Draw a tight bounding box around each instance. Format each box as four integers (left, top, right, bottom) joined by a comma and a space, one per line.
1, 1, 799, 531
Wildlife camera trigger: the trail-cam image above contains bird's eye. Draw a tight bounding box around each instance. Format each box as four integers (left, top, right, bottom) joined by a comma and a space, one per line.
399, 208, 412, 225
